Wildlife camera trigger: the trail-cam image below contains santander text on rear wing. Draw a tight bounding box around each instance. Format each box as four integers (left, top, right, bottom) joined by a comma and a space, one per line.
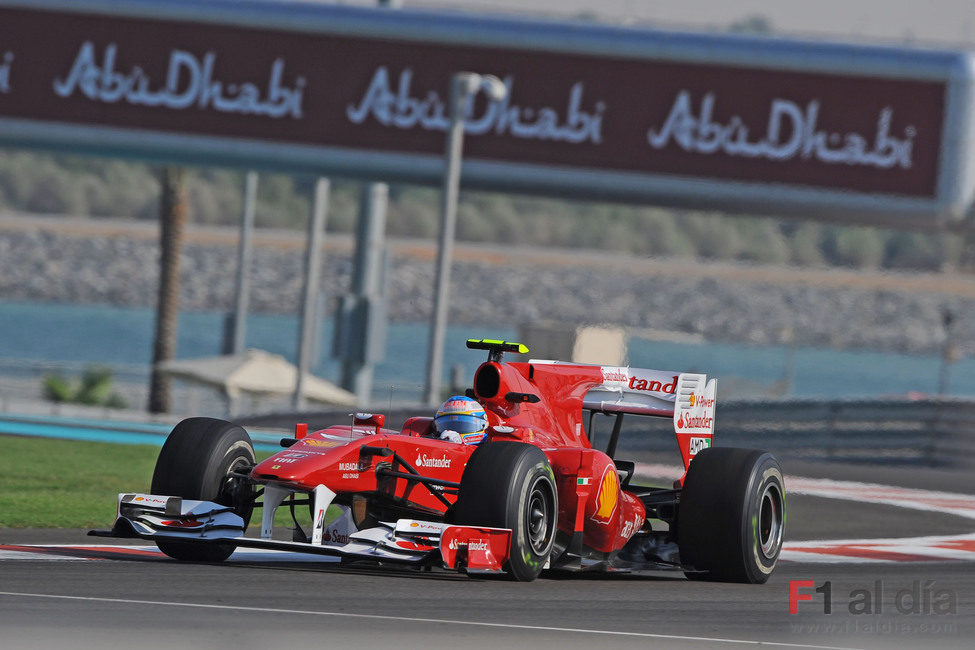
581, 366, 716, 426
581, 365, 717, 469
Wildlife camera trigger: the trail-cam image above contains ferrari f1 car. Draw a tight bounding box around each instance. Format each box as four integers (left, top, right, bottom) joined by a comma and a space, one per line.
92, 339, 786, 582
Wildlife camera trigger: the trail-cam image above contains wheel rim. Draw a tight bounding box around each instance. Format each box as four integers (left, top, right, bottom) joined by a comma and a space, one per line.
758, 483, 784, 559
218, 455, 254, 511
525, 476, 554, 554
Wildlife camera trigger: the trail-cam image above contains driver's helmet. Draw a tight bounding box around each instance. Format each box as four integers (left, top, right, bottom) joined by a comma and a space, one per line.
434, 396, 488, 445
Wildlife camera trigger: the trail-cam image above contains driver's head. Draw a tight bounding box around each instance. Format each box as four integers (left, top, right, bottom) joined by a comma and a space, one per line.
434, 396, 488, 445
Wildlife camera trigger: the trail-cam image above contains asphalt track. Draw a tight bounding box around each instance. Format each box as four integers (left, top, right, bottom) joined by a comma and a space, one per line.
2, 461, 974, 650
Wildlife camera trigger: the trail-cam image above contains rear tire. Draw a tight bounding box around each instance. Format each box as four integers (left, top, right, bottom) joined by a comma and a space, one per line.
453, 442, 558, 581
150, 417, 255, 562
677, 447, 785, 583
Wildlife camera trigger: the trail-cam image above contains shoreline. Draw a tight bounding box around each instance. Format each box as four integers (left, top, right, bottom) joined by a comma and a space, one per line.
1, 212, 973, 355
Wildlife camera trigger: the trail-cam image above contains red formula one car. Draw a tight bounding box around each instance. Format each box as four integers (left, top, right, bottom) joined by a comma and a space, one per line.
93, 339, 785, 582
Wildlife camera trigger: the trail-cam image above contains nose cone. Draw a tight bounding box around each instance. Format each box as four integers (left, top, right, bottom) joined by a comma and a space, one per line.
252, 434, 354, 483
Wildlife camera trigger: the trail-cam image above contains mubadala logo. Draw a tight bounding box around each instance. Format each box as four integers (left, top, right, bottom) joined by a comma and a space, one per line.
415, 453, 451, 468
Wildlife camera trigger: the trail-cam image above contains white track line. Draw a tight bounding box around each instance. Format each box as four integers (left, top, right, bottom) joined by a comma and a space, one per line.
0, 550, 86, 561
0, 591, 860, 650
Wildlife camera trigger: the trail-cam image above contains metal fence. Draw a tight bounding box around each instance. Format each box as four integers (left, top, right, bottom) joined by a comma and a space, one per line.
7, 365, 972, 468
243, 398, 975, 468
605, 398, 975, 468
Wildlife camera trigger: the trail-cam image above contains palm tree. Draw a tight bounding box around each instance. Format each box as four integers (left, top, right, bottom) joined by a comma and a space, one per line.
148, 166, 188, 413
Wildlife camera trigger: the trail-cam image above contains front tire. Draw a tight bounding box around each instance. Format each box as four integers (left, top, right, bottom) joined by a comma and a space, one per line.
150, 417, 255, 562
677, 447, 785, 583
453, 442, 558, 581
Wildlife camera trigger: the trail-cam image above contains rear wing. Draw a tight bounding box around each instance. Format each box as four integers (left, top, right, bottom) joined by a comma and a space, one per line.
529, 361, 717, 435
582, 365, 717, 468
581, 366, 714, 432
524, 359, 716, 468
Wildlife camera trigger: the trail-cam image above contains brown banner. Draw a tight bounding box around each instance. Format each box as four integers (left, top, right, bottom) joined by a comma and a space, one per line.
0, 7, 945, 197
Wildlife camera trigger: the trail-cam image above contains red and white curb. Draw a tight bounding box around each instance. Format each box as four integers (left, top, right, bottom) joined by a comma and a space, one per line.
780, 532, 975, 563
784, 476, 975, 521
638, 462, 975, 564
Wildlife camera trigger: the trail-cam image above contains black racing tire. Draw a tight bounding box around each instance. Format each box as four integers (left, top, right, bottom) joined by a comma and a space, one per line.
150, 417, 256, 562
453, 442, 558, 581
676, 447, 785, 584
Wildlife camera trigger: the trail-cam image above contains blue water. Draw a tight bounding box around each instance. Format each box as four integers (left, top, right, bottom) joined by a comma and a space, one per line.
0, 413, 283, 450
1, 299, 973, 399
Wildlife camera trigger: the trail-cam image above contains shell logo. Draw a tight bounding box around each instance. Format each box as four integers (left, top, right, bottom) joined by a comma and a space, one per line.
304, 439, 340, 448
591, 466, 619, 523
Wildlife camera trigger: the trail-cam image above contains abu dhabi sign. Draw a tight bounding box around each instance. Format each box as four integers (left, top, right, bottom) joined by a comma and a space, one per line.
0, 0, 971, 225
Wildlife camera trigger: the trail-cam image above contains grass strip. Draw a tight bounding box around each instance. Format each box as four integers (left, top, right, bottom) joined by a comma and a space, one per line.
0, 434, 158, 527
0, 435, 319, 529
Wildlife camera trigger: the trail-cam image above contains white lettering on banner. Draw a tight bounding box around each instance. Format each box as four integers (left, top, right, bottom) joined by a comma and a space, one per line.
647, 90, 916, 170
53, 42, 306, 118
346, 66, 605, 144
0, 51, 12, 93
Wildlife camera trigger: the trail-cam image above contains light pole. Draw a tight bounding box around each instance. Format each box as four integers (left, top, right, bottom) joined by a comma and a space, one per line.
228, 170, 257, 355
293, 177, 331, 410
423, 72, 507, 406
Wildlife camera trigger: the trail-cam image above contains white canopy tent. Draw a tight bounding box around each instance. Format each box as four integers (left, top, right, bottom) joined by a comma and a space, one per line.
157, 349, 357, 415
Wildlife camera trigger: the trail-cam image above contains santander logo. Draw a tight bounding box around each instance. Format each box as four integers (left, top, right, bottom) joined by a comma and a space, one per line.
447, 538, 489, 551
629, 375, 678, 394
415, 453, 451, 469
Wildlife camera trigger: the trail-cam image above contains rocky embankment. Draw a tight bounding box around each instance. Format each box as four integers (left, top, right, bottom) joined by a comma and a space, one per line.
2, 214, 974, 355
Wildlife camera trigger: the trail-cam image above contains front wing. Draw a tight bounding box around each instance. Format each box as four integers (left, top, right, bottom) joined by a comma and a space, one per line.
90, 493, 512, 574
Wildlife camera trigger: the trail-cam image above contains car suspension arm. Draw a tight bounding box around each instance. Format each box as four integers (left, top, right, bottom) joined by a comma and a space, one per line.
362, 446, 458, 509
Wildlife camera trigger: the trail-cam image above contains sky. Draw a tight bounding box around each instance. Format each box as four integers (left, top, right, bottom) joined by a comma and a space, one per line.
328, 0, 975, 47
